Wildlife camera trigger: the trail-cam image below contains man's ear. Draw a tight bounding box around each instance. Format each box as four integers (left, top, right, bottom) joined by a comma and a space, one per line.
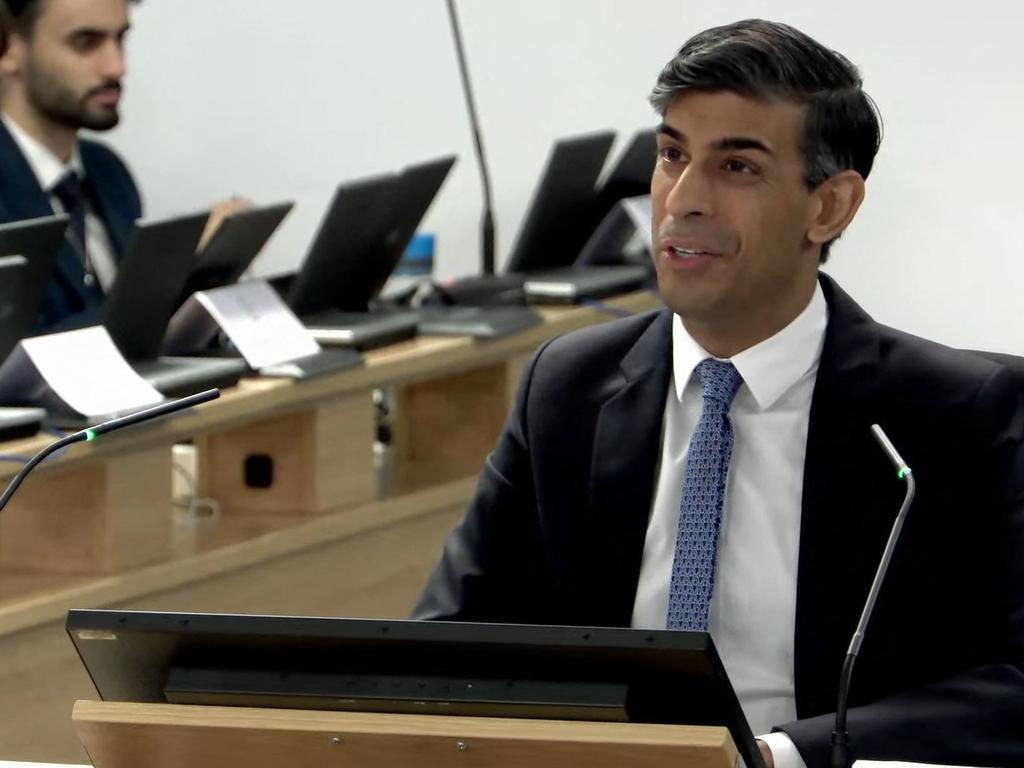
806, 170, 866, 248
0, 33, 27, 79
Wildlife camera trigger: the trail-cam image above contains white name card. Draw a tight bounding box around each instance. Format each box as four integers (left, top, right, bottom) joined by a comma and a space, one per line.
177, 281, 320, 369
0, 326, 162, 418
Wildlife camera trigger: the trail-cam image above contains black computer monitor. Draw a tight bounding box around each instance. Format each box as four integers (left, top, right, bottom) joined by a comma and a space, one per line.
66, 610, 764, 768
504, 131, 616, 274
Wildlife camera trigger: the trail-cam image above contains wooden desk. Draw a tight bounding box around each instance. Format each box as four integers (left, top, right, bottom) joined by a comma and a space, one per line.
0, 292, 664, 763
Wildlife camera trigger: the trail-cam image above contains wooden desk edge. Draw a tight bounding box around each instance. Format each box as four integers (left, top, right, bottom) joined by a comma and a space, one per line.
0, 292, 663, 480
0, 476, 477, 637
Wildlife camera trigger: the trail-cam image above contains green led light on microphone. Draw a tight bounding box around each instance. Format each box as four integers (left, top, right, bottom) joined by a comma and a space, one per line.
84, 429, 97, 442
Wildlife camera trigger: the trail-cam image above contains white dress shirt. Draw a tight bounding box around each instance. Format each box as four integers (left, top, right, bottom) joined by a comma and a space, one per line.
631, 283, 828, 768
2, 115, 119, 291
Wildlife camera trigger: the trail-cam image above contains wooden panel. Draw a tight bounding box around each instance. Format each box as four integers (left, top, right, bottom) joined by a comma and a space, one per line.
74, 702, 737, 768
0, 484, 468, 763
195, 393, 376, 514
391, 364, 511, 493
0, 446, 173, 573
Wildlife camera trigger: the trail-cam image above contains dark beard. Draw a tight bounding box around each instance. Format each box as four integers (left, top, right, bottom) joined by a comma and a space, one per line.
24, 61, 120, 132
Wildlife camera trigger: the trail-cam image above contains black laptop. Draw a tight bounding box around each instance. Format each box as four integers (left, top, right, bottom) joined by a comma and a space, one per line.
0, 216, 72, 436
0, 254, 46, 439
103, 212, 247, 398
0, 214, 68, 327
179, 200, 294, 304
436, 132, 646, 313
502, 131, 650, 304
287, 160, 455, 350
594, 128, 657, 219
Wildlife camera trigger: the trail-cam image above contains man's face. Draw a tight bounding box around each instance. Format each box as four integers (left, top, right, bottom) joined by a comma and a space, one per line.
651, 90, 822, 333
11, 0, 130, 131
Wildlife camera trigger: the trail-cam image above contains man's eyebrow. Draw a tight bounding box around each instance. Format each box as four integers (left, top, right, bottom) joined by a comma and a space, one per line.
657, 126, 774, 157
657, 123, 684, 141
712, 137, 774, 156
66, 22, 131, 38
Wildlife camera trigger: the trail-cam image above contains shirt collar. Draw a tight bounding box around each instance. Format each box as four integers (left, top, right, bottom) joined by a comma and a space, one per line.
671, 280, 829, 410
2, 114, 84, 193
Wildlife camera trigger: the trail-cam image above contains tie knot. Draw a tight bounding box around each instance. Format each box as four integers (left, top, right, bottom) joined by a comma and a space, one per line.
696, 358, 742, 404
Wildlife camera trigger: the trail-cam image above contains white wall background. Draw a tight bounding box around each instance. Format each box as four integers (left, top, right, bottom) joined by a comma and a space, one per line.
103, 0, 1024, 353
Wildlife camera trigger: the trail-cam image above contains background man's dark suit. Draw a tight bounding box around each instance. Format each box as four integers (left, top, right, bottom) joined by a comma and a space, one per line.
415, 274, 1024, 768
0, 120, 141, 332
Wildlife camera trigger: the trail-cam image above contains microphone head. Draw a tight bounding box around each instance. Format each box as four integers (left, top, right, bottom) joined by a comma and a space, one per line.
871, 423, 911, 477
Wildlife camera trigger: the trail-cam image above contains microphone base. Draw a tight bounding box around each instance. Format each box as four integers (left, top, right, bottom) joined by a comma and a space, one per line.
830, 730, 850, 768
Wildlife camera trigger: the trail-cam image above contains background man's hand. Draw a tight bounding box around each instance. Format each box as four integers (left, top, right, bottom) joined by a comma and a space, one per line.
199, 196, 253, 251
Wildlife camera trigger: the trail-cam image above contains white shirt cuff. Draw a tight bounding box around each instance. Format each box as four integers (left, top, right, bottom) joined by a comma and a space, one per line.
756, 732, 808, 768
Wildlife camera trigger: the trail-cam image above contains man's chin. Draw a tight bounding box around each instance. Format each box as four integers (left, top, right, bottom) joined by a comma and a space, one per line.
80, 110, 120, 131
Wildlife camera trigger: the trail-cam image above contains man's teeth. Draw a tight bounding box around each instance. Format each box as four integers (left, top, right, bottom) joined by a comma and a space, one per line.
670, 246, 710, 258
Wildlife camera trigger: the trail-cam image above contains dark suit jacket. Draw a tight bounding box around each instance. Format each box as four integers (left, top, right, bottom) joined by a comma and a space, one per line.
414, 274, 1024, 768
0, 120, 142, 332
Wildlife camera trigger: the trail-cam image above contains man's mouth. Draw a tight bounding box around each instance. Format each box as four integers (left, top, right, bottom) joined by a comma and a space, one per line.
668, 246, 715, 259
88, 83, 122, 105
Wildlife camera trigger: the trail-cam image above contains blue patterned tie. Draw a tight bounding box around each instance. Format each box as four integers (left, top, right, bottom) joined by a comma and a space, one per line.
667, 358, 743, 631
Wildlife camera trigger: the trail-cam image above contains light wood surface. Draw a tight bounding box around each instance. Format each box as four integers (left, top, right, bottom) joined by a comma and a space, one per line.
392, 362, 511, 492
0, 479, 473, 762
0, 445, 173, 573
0, 290, 664, 763
73, 702, 738, 768
196, 391, 377, 513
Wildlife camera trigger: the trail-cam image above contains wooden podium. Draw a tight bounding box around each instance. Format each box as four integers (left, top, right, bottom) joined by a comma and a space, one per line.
73, 701, 739, 768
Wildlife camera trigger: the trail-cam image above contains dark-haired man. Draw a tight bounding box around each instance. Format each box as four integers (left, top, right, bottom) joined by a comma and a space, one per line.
415, 19, 1024, 768
0, 0, 245, 331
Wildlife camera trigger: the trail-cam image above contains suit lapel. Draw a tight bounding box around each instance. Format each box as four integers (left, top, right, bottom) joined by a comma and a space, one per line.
794, 275, 905, 716
587, 309, 673, 625
0, 121, 96, 318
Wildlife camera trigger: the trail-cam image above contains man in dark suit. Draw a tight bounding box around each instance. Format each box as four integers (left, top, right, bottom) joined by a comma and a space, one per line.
0, 0, 140, 330
414, 20, 1024, 768
0, 0, 245, 331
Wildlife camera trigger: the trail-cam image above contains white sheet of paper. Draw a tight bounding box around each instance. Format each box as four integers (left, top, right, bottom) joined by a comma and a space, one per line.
195, 281, 320, 369
19, 326, 162, 416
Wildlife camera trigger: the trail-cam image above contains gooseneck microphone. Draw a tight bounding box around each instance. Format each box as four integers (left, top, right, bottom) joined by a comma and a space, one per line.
831, 424, 916, 768
445, 0, 496, 276
0, 388, 220, 516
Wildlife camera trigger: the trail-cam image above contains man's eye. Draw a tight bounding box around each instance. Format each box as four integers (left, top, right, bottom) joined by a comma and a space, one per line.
658, 146, 683, 163
724, 159, 756, 174
69, 33, 103, 52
